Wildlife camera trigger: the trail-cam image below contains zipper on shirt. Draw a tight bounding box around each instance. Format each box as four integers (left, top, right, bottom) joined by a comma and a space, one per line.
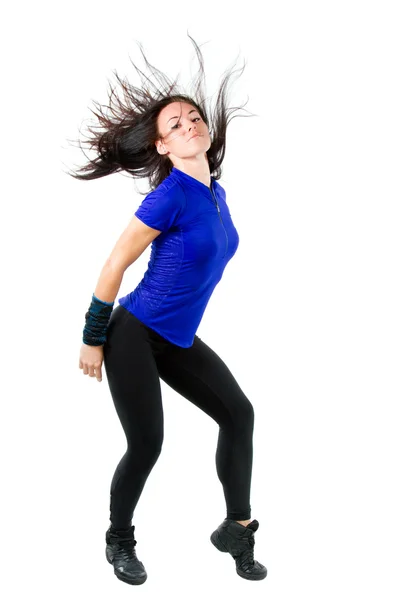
210, 185, 228, 258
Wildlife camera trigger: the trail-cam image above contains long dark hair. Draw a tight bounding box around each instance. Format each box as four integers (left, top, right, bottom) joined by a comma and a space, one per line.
64, 33, 256, 193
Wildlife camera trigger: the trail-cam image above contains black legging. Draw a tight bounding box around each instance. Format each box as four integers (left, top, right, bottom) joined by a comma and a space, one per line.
103, 304, 254, 529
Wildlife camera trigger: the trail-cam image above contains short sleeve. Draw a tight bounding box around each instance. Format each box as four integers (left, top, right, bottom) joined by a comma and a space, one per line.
134, 184, 184, 232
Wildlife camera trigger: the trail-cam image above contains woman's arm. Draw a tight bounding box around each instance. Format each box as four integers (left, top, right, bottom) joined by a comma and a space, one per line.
93, 215, 162, 303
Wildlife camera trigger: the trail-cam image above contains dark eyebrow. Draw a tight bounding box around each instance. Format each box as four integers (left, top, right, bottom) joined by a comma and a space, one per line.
167, 109, 198, 123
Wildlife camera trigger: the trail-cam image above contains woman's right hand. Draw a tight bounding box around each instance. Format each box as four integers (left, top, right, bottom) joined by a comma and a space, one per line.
79, 343, 104, 382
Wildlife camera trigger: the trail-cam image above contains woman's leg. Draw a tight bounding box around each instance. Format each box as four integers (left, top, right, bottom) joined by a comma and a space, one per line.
103, 306, 165, 530
155, 335, 255, 522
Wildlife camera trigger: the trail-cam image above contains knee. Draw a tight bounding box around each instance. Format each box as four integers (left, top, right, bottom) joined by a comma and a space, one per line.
141, 431, 164, 462
246, 400, 255, 427
235, 399, 255, 432
126, 429, 163, 466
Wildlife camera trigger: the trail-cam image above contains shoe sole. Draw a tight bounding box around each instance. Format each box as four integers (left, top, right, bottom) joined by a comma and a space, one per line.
236, 566, 267, 581
211, 530, 267, 581
106, 548, 147, 585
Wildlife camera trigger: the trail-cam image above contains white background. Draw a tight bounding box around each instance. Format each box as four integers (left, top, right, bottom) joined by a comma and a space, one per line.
1, 1, 399, 598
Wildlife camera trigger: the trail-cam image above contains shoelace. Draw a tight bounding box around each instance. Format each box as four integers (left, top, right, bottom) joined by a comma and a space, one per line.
111, 536, 138, 560
236, 535, 255, 570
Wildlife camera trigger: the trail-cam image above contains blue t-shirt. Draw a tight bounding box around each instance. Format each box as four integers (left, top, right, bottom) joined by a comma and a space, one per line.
118, 166, 240, 347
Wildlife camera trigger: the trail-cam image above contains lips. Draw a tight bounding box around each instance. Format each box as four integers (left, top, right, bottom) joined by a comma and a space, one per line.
188, 134, 201, 141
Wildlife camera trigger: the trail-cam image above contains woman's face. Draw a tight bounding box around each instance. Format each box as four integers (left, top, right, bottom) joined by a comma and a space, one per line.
155, 101, 211, 164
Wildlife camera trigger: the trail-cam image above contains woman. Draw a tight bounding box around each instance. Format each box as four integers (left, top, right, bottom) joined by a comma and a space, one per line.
70, 34, 267, 585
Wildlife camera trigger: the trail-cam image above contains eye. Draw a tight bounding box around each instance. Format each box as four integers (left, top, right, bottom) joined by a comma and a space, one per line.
171, 117, 201, 130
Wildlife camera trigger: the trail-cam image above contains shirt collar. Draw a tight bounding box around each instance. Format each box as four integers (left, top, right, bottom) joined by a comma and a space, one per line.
170, 166, 215, 196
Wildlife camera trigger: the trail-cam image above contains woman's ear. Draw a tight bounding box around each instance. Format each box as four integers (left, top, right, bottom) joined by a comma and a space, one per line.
155, 139, 168, 155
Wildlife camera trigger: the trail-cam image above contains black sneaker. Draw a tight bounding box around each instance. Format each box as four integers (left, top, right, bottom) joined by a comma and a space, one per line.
210, 518, 267, 580
105, 525, 147, 585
